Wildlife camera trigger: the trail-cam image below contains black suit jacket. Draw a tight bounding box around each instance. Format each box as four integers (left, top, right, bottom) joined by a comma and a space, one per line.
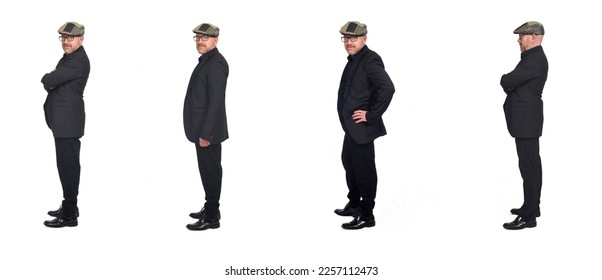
501, 46, 548, 138
41, 46, 90, 138
337, 46, 395, 145
183, 48, 229, 144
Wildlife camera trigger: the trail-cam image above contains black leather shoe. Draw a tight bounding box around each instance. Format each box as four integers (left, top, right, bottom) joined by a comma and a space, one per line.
342, 215, 375, 230
503, 216, 536, 230
334, 203, 360, 217
189, 207, 221, 220
510, 208, 541, 217
48, 206, 79, 218
44, 217, 78, 228
186, 218, 220, 231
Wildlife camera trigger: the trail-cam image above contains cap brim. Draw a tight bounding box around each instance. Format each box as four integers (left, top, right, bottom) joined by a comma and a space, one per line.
194, 31, 217, 36
58, 32, 83, 36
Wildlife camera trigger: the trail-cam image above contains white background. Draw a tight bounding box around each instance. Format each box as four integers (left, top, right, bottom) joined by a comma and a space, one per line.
1, 0, 601, 279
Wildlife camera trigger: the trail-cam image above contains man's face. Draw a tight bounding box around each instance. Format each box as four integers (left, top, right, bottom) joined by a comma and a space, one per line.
518, 34, 534, 52
60, 35, 83, 54
342, 35, 367, 55
195, 34, 218, 54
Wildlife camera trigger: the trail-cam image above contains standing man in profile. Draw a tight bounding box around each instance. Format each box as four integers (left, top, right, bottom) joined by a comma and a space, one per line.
500, 21, 548, 230
334, 21, 395, 230
41, 22, 90, 228
183, 23, 229, 231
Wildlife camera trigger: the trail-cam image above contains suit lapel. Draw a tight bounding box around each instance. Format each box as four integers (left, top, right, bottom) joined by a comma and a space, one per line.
343, 47, 373, 103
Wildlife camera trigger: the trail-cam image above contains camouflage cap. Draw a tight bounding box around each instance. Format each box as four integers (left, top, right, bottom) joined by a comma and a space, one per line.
340, 21, 367, 36
513, 21, 545, 35
58, 22, 85, 36
193, 23, 219, 36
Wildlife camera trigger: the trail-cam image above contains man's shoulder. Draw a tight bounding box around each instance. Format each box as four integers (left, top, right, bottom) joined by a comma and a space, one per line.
211, 51, 229, 69
215, 51, 227, 62
521, 47, 547, 66
203, 49, 226, 63
67, 47, 90, 64
360, 47, 382, 65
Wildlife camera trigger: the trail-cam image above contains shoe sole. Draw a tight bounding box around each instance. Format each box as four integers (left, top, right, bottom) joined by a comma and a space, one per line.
335, 213, 358, 217
189, 212, 221, 219
510, 212, 541, 218
510, 210, 541, 217
186, 223, 220, 231
44, 222, 78, 228
503, 223, 536, 230
48, 212, 80, 218
334, 211, 360, 217
342, 221, 376, 230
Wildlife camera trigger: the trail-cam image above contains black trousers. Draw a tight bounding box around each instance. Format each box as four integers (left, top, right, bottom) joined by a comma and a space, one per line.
341, 135, 377, 218
54, 138, 81, 217
515, 138, 542, 219
195, 143, 222, 219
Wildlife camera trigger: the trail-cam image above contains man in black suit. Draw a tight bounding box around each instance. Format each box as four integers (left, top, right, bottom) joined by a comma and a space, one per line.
183, 23, 229, 231
334, 21, 395, 230
41, 22, 90, 228
500, 21, 548, 230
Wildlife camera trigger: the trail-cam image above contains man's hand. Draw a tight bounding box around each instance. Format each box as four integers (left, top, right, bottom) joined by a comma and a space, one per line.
199, 138, 211, 147
353, 110, 368, 123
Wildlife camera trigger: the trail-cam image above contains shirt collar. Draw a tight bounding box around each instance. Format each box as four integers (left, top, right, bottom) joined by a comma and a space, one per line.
521, 45, 543, 58
199, 47, 219, 62
347, 45, 369, 62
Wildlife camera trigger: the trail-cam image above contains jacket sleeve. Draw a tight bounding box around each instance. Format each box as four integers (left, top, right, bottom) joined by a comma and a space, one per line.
200, 58, 228, 140
41, 57, 84, 89
366, 56, 395, 122
500, 59, 540, 93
